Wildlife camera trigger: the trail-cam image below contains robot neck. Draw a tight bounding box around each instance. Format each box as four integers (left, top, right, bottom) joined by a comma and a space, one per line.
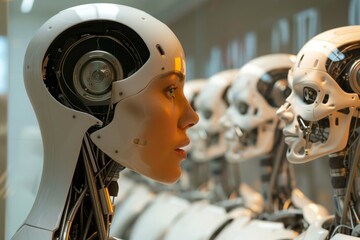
260, 136, 295, 213
328, 141, 360, 236
56, 135, 122, 239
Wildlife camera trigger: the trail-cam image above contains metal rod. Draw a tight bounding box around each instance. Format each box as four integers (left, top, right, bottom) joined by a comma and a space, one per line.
62, 186, 88, 240
82, 139, 108, 240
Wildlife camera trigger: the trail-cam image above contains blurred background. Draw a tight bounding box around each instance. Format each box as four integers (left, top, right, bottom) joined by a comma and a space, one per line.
0, 0, 357, 239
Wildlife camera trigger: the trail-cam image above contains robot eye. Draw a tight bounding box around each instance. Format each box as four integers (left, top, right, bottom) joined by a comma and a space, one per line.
303, 87, 317, 104
201, 109, 213, 119
235, 100, 249, 115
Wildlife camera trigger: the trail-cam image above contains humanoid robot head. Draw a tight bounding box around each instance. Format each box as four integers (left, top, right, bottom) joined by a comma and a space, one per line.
183, 79, 207, 152
191, 69, 239, 162
24, 3, 198, 183
276, 26, 360, 164
223, 54, 295, 162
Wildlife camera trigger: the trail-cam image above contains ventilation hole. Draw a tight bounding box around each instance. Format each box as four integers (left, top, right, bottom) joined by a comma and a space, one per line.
313, 59, 319, 68
156, 44, 165, 56
298, 54, 304, 68
338, 108, 350, 115
322, 94, 329, 103
299, 147, 305, 154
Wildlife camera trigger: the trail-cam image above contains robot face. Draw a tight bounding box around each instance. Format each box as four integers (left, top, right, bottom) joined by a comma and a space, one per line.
223, 54, 294, 162
92, 72, 199, 183
191, 69, 238, 161
276, 26, 360, 163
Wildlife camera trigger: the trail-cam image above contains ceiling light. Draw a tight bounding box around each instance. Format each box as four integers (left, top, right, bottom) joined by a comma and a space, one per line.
20, 0, 34, 13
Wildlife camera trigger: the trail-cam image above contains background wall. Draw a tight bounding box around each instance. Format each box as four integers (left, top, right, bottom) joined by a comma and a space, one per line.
171, 0, 354, 79
6, 0, 358, 239
0, 0, 7, 239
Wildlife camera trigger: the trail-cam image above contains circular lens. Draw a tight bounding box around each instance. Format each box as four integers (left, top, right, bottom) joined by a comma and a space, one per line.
73, 50, 123, 102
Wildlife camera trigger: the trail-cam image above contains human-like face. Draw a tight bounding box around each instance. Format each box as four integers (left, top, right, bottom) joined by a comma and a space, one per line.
91, 72, 199, 183
137, 73, 199, 182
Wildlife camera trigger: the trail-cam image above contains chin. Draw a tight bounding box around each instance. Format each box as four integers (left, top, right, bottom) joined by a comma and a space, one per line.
158, 168, 182, 184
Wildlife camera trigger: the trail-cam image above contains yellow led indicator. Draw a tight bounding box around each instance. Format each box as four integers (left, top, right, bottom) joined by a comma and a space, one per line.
175, 57, 182, 72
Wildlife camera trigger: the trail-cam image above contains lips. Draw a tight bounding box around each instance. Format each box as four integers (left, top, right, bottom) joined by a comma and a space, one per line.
282, 130, 298, 138
175, 148, 187, 159
284, 137, 297, 145
282, 130, 298, 145
175, 139, 190, 159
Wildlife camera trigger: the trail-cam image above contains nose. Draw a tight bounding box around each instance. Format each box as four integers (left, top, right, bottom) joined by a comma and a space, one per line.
179, 98, 199, 130
219, 114, 231, 129
276, 102, 294, 123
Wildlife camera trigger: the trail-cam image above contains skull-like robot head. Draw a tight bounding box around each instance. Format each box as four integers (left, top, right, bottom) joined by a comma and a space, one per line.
277, 26, 360, 163
223, 54, 295, 162
191, 69, 239, 162
183, 79, 207, 152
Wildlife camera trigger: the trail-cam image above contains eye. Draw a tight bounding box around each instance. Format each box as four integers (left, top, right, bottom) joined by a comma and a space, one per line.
233, 98, 248, 115
201, 109, 213, 119
303, 87, 317, 104
167, 86, 177, 98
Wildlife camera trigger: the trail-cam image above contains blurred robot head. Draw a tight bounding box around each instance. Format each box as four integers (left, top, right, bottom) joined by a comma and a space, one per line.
223, 54, 295, 162
191, 69, 239, 162
276, 26, 360, 164
24, 3, 198, 183
183, 79, 207, 152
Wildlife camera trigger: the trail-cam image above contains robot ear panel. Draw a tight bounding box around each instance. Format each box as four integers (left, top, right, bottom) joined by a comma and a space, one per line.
257, 68, 290, 108
348, 59, 360, 95
222, 85, 231, 107
43, 20, 150, 116
271, 78, 291, 107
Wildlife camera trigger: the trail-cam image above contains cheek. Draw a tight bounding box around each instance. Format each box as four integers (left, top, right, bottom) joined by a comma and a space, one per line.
145, 99, 178, 141
138, 99, 182, 182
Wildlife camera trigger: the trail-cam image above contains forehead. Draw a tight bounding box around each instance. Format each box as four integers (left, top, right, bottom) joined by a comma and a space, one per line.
197, 70, 238, 105
151, 72, 185, 86
196, 81, 224, 106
